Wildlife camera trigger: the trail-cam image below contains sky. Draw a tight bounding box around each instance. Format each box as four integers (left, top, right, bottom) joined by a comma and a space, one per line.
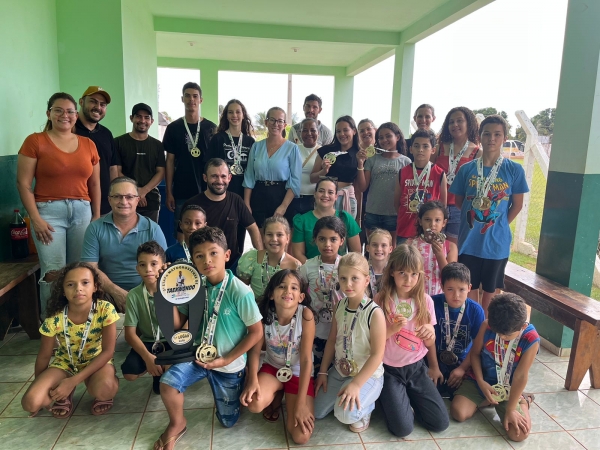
158, 0, 568, 135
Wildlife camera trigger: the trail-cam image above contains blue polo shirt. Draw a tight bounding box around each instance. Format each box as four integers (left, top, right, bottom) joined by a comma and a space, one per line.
81, 213, 167, 290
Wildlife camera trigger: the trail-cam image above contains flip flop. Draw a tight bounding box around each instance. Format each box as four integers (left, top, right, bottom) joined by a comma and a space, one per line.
153, 427, 187, 450
91, 398, 114, 416
520, 393, 535, 408
49, 389, 76, 419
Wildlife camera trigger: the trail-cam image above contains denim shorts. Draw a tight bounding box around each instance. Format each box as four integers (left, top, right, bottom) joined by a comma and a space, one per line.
364, 213, 398, 234
161, 361, 245, 428
445, 205, 461, 239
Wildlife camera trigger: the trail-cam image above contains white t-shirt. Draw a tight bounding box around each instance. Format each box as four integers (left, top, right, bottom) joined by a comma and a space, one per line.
297, 144, 320, 195
288, 121, 333, 147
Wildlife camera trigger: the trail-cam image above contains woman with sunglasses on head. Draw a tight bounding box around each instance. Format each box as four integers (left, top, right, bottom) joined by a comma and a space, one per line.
17, 92, 101, 314
243, 107, 302, 231
310, 115, 361, 219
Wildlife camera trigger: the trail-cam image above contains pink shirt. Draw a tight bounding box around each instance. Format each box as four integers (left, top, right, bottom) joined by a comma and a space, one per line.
408, 238, 450, 297
375, 292, 436, 368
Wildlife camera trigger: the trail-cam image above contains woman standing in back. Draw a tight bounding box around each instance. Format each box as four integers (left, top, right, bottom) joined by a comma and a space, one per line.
17, 92, 101, 313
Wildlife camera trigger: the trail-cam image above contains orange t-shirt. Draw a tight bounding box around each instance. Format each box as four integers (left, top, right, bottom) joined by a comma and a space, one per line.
19, 132, 99, 202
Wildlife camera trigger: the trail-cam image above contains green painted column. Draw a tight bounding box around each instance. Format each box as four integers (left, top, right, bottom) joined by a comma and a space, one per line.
199, 62, 219, 124
535, 0, 600, 351
391, 42, 415, 134
333, 74, 354, 121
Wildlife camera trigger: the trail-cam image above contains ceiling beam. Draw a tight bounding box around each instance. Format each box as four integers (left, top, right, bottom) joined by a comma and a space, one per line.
154, 16, 400, 47
346, 47, 395, 77
401, 0, 495, 43
157, 57, 346, 77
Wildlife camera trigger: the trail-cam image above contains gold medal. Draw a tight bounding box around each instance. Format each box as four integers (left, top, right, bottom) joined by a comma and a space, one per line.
409, 199, 421, 212
481, 197, 492, 210
196, 344, 218, 362
230, 163, 243, 175
439, 350, 459, 366
366, 145, 376, 158
491, 384, 508, 402
190, 147, 201, 158
276, 367, 293, 382
338, 358, 359, 377
472, 196, 484, 210
324, 152, 337, 165
396, 301, 413, 319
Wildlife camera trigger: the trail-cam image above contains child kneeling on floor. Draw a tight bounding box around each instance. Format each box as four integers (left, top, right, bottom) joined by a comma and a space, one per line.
22, 262, 120, 418
154, 227, 263, 450
451, 293, 538, 442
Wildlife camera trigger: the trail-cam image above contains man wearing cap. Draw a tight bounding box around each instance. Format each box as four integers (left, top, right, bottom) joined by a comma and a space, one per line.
114, 103, 166, 222
75, 86, 118, 216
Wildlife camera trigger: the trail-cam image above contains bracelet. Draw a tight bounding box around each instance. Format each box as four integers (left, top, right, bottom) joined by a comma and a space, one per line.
317, 372, 329, 376
357, 167, 364, 171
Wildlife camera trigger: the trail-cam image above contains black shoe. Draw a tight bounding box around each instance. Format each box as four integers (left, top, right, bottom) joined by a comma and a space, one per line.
153, 376, 161, 394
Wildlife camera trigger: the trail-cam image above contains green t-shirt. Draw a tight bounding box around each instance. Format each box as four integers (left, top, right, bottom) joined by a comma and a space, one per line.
292, 210, 361, 259
178, 270, 262, 373
124, 283, 164, 342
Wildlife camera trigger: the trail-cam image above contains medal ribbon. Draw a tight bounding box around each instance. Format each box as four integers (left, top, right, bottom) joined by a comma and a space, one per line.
447, 141, 469, 185
182, 241, 191, 263
276, 308, 298, 369
368, 263, 379, 297
342, 297, 368, 360
476, 156, 504, 199
63, 303, 94, 369
143, 286, 161, 344
201, 272, 230, 346
183, 120, 201, 154
443, 302, 465, 353
494, 330, 523, 387
261, 251, 285, 286
411, 162, 432, 204
226, 131, 244, 166
318, 255, 340, 308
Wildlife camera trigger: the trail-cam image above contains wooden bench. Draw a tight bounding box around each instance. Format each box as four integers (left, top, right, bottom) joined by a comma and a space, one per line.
0, 255, 41, 340
504, 261, 600, 391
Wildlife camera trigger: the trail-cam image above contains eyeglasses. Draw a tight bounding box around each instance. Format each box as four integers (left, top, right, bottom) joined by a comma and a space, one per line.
108, 194, 139, 201
267, 118, 286, 126
50, 108, 77, 116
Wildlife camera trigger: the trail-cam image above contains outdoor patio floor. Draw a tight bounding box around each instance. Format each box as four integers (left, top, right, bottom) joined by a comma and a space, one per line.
1, 315, 599, 450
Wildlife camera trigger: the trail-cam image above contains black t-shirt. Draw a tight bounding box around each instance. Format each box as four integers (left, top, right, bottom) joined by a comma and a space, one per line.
162, 117, 217, 199
317, 144, 359, 183
207, 131, 255, 198
113, 134, 166, 210
182, 191, 255, 267
75, 119, 117, 214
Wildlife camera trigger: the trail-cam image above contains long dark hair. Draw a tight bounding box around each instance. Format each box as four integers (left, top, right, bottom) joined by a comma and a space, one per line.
258, 269, 312, 325
415, 201, 448, 236
216, 99, 254, 136
322, 115, 359, 152
438, 106, 479, 145
376, 122, 407, 155
46, 262, 104, 318
44, 92, 77, 132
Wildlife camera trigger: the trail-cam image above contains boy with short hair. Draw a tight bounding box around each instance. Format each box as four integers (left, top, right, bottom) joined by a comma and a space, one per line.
451, 293, 539, 442
450, 115, 529, 314
121, 241, 171, 394
427, 263, 485, 397
166, 204, 207, 263
394, 128, 447, 245
155, 227, 263, 448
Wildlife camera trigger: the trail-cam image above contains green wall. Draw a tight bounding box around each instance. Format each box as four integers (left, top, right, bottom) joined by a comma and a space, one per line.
0, 0, 60, 260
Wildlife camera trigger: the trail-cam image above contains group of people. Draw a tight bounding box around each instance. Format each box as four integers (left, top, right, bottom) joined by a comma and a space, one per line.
16, 82, 538, 449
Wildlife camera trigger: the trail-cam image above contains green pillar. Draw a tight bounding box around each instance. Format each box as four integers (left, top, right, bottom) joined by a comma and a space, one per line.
391, 42, 415, 134
535, 0, 600, 351
56, 0, 158, 137
199, 62, 219, 124
333, 74, 354, 121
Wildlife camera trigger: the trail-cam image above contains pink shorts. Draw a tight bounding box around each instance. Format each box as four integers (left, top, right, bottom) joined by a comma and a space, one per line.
259, 363, 315, 397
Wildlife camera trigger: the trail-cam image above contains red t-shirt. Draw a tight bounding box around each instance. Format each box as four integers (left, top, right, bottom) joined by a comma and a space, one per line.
19, 132, 99, 202
396, 163, 445, 238
434, 142, 479, 206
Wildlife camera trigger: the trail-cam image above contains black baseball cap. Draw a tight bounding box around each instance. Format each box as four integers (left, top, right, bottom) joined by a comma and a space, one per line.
131, 103, 153, 117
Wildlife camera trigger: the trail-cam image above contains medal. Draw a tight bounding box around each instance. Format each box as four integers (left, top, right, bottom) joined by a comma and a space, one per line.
408, 199, 421, 212
365, 145, 376, 158
230, 163, 243, 175
481, 197, 492, 210
421, 229, 446, 244
324, 152, 337, 165
226, 131, 245, 174
439, 350, 459, 366
410, 162, 432, 213
491, 384, 508, 402
396, 300, 413, 318
190, 147, 201, 158
446, 141, 470, 186
276, 367, 293, 382
184, 119, 202, 159
339, 297, 368, 377
493, 329, 524, 402
63, 303, 94, 372
143, 286, 165, 356
196, 344, 218, 362
472, 197, 484, 210
317, 255, 340, 325
338, 358, 358, 377
474, 155, 504, 211
319, 307, 333, 323
152, 342, 166, 355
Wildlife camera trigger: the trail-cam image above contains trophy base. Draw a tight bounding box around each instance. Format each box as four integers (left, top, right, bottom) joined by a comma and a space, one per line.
155, 346, 199, 365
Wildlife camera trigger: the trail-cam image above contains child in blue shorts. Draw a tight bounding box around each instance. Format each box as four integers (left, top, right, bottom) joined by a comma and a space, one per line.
451, 293, 538, 442
427, 263, 485, 397
154, 227, 263, 448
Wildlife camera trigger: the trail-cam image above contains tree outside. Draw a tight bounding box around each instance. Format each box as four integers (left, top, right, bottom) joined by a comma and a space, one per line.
514, 108, 555, 142
473, 107, 513, 138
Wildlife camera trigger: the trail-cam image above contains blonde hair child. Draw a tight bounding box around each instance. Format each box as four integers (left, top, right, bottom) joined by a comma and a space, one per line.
365, 228, 393, 298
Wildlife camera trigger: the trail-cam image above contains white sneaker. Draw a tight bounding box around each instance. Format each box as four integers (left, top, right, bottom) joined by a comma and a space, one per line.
349, 413, 371, 433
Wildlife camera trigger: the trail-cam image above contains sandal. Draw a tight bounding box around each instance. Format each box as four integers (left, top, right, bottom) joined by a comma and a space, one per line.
49, 389, 75, 419
520, 393, 535, 408
262, 407, 280, 422
91, 398, 114, 416
153, 427, 187, 450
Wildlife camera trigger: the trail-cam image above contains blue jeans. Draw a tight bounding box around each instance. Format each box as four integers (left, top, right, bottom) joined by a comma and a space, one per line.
445, 204, 461, 239
32, 199, 92, 315
314, 366, 383, 424
161, 361, 245, 428
364, 213, 398, 234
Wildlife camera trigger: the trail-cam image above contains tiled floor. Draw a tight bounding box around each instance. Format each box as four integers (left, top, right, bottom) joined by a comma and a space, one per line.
1, 317, 599, 450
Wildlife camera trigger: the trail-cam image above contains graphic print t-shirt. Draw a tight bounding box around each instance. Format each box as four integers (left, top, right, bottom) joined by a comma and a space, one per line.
449, 159, 529, 259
